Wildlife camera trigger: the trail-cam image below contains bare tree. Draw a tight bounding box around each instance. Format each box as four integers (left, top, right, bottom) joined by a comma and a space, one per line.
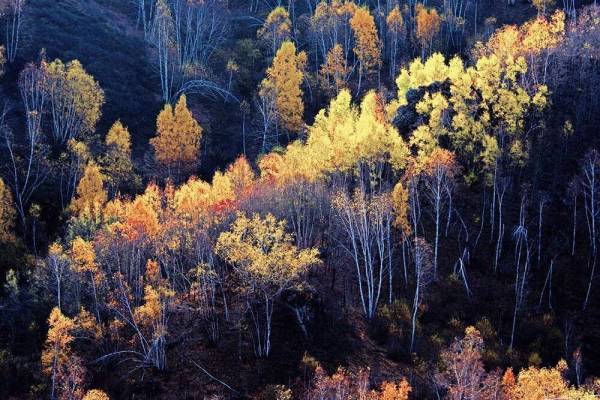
410, 237, 433, 353
3, 0, 24, 63
333, 189, 394, 320
580, 150, 600, 310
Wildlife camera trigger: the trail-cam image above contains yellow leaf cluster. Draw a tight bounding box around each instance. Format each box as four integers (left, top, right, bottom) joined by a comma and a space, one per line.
258, 89, 409, 185
46, 59, 105, 139
83, 390, 110, 400
350, 7, 381, 73
506, 361, 596, 400
394, 52, 546, 170
215, 212, 320, 289
258, 6, 292, 51
70, 162, 108, 221
151, 95, 202, 175
260, 41, 307, 132
41, 307, 76, 374
102, 120, 138, 193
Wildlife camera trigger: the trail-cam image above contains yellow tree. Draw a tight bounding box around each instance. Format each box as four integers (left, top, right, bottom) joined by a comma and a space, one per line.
150, 94, 202, 181
101, 120, 139, 195
506, 360, 596, 400
215, 212, 320, 357
132, 259, 175, 370
258, 6, 292, 55
41, 307, 76, 400
70, 237, 104, 321
0, 177, 15, 243
70, 162, 108, 222
45, 59, 105, 145
260, 41, 307, 134
83, 390, 110, 400
350, 6, 381, 94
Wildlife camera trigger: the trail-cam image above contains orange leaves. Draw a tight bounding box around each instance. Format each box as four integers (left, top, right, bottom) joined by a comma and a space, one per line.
150, 95, 202, 179
416, 4, 441, 49
350, 7, 381, 73
421, 148, 460, 179
320, 43, 349, 95
379, 379, 411, 400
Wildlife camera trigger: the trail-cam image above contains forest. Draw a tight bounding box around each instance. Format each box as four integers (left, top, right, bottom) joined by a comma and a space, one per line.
0, 0, 600, 398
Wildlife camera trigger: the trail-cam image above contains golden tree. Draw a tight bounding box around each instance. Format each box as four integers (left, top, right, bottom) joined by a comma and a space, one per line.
506, 360, 596, 400
215, 212, 320, 357
70, 162, 108, 222
150, 94, 202, 181
260, 41, 307, 133
350, 6, 381, 94
320, 43, 349, 96
70, 237, 104, 321
41, 307, 76, 400
258, 6, 292, 55
45, 59, 105, 145
101, 120, 139, 195
83, 390, 110, 400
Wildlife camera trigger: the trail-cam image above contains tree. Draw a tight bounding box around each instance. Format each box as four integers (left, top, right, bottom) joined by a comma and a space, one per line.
506, 360, 595, 400
83, 390, 110, 400
386, 5, 404, 80
350, 6, 381, 94
0, 45, 5, 77
70, 162, 108, 222
258, 6, 292, 55
150, 94, 202, 181
333, 189, 394, 319
0, 177, 15, 243
410, 237, 433, 353
422, 148, 459, 276
3, 61, 51, 230
416, 4, 441, 58
46, 59, 105, 146
319, 44, 349, 96
2, 0, 25, 63
41, 307, 76, 400
435, 326, 502, 400
259, 41, 307, 134
215, 212, 320, 357
70, 237, 104, 322
148, 0, 229, 103
379, 379, 411, 400
101, 121, 139, 195
580, 150, 600, 310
